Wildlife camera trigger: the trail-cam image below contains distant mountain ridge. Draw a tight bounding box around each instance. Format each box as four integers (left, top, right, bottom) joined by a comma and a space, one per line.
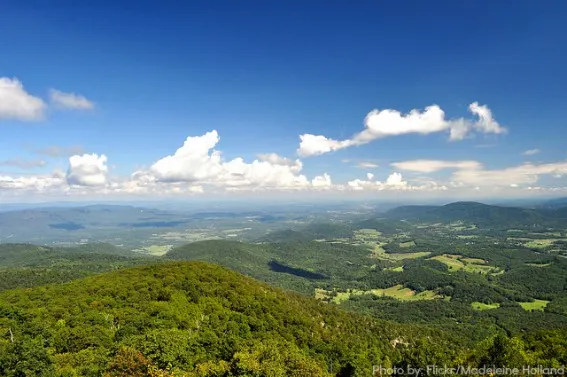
384, 201, 567, 228
539, 197, 567, 209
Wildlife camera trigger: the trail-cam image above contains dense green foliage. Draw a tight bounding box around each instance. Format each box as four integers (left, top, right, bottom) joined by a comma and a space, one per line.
2, 201, 567, 375
0, 243, 152, 291
163, 201, 567, 339
2, 261, 566, 376
0, 262, 465, 376
384, 201, 567, 229
166, 240, 373, 294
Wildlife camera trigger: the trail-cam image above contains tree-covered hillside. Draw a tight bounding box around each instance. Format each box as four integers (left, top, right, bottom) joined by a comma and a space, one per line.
0, 261, 465, 376
1, 261, 566, 377
0, 243, 152, 292
384, 201, 567, 229
166, 240, 372, 293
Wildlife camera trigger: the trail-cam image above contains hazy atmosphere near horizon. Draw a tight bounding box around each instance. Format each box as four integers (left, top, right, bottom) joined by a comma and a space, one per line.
3, 2, 567, 377
2, 1, 567, 203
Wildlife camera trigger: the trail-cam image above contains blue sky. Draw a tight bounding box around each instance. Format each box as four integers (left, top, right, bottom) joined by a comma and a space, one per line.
1, 1, 567, 202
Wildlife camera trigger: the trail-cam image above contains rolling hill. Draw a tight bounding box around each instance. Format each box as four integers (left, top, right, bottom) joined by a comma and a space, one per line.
165, 239, 371, 293
0, 243, 152, 291
384, 201, 567, 228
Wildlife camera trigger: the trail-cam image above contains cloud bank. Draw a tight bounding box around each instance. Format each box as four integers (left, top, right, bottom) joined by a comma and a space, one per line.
393, 159, 567, 187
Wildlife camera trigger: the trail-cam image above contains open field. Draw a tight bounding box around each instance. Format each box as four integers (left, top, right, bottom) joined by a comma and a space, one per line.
529, 232, 564, 237
385, 266, 404, 272
387, 251, 431, 260
353, 229, 382, 240
315, 285, 441, 304
399, 240, 416, 248
370, 243, 387, 256
471, 302, 500, 310
373, 249, 431, 261
508, 237, 567, 249
519, 299, 549, 311
430, 254, 465, 270
524, 239, 557, 248
133, 244, 172, 255
526, 262, 552, 267
430, 254, 501, 275
351, 229, 431, 261
447, 222, 477, 231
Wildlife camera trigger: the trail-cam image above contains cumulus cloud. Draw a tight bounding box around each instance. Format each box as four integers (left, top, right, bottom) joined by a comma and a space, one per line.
0, 130, 335, 198
49, 89, 95, 110
346, 171, 453, 192
148, 130, 317, 190
298, 102, 505, 157
297, 134, 352, 157
347, 172, 409, 191
66, 154, 108, 186
0, 77, 46, 121
257, 153, 298, 167
150, 131, 223, 183
392, 159, 482, 173
311, 173, 332, 188
523, 148, 540, 156
385, 172, 406, 186
0, 158, 47, 169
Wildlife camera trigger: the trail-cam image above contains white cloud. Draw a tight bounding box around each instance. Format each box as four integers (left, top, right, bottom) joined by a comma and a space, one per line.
0, 158, 47, 169
451, 161, 567, 187
49, 89, 95, 110
0, 171, 65, 192
110, 174, 204, 196
523, 148, 540, 156
34, 145, 85, 157
347, 172, 411, 191
148, 130, 315, 190
298, 102, 506, 156
257, 153, 297, 167
311, 173, 332, 188
297, 134, 352, 157
392, 159, 482, 173
467, 102, 503, 134
150, 131, 224, 183
357, 161, 379, 168
386, 172, 406, 186
393, 158, 567, 188
66, 154, 108, 186
0, 77, 46, 121
3, 153, 567, 199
